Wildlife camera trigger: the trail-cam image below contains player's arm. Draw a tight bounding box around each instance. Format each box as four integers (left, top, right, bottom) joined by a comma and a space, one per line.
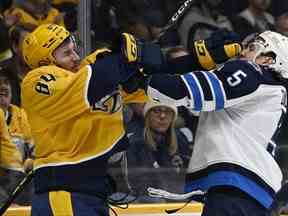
149, 29, 242, 74
22, 53, 143, 123
116, 30, 242, 75
117, 31, 242, 93
146, 60, 261, 112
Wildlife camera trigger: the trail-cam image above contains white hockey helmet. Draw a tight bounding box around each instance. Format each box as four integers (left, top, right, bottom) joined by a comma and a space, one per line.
253, 31, 288, 78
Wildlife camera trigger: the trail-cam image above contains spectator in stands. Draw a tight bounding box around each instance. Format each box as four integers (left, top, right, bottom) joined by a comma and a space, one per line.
0, 73, 33, 205
231, 0, 275, 40
115, 1, 180, 48
126, 101, 191, 203
0, 18, 20, 105
0, 74, 34, 170
51, 0, 79, 32
0, 18, 12, 64
4, 0, 65, 30
90, 0, 119, 48
0, 0, 13, 26
0, 0, 12, 15
8, 23, 34, 80
0, 23, 34, 106
276, 12, 288, 37
0, 106, 27, 206
178, 0, 233, 49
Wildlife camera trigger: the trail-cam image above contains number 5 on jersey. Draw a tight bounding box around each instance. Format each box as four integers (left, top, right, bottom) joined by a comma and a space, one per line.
227, 70, 247, 87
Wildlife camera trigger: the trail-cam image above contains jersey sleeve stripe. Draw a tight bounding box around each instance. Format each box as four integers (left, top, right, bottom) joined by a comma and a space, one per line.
84, 65, 92, 107
182, 73, 203, 111
203, 72, 225, 110
193, 72, 213, 101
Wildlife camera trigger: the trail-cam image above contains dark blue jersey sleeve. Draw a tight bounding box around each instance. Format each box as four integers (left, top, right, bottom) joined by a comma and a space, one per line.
87, 54, 138, 106
147, 60, 263, 111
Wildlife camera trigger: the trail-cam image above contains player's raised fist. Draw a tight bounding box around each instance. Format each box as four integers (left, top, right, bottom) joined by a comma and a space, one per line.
191, 29, 242, 70
111, 32, 141, 63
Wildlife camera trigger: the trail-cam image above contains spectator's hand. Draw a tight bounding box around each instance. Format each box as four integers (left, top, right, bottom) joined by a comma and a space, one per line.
3, 11, 21, 27
171, 154, 184, 173
53, 12, 65, 25
191, 29, 242, 70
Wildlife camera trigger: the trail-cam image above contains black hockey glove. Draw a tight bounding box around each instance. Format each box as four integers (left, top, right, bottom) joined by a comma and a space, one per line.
111, 33, 164, 70
190, 29, 242, 70
121, 69, 149, 93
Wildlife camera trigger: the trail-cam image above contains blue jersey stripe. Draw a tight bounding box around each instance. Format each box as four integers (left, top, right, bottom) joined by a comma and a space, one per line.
183, 73, 202, 111
185, 171, 274, 208
204, 72, 225, 110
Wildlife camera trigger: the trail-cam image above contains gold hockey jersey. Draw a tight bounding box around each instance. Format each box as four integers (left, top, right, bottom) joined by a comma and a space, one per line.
5, 7, 65, 27
21, 53, 147, 193
0, 109, 23, 172
7, 105, 33, 161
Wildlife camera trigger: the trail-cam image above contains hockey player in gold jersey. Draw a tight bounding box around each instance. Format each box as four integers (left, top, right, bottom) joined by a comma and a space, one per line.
21, 24, 149, 215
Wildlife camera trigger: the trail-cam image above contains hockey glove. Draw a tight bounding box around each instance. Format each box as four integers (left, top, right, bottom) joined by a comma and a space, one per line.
191, 29, 242, 70
121, 68, 149, 93
112, 33, 164, 69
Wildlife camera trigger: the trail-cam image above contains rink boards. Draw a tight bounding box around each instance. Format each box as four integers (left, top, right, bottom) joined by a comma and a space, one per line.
4, 203, 203, 216
4, 203, 288, 216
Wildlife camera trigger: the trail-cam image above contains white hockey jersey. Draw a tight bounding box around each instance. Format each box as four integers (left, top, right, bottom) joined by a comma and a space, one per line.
146, 59, 285, 208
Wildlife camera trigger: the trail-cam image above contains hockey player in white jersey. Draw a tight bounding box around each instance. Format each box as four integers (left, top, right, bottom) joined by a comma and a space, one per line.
145, 31, 288, 216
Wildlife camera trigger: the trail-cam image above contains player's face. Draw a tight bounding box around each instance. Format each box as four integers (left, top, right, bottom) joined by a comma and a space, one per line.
240, 42, 260, 60
148, 106, 174, 133
239, 42, 274, 65
53, 39, 80, 72
0, 78, 12, 111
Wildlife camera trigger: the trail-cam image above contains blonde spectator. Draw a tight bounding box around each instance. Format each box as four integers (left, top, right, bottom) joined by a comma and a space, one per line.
126, 101, 192, 203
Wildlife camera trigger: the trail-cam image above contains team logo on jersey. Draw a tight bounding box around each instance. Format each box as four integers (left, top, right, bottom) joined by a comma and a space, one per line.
92, 91, 122, 114
35, 73, 56, 95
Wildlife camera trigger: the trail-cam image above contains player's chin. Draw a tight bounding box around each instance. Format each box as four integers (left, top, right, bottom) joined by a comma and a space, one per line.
70, 64, 80, 72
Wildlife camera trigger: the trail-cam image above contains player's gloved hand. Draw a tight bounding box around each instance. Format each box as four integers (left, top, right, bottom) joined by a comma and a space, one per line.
111, 32, 140, 63
111, 32, 164, 69
190, 29, 242, 70
121, 68, 149, 93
